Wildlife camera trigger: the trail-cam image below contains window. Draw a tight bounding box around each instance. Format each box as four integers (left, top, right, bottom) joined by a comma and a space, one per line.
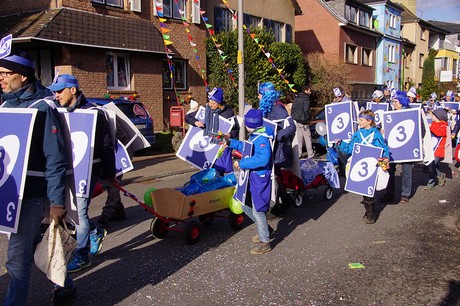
345, 44, 358, 64
92, 0, 123, 8
388, 45, 396, 63
162, 59, 187, 90
130, 0, 141, 12
362, 48, 372, 66
106, 53, 130, 90
263, 19, 283, 42
453, 59, 458, 78
420, 27, 427, 40
440, 57, 450, 70
359, 11, 370, 28
243, 14, 261, 28
419, 53, 424, 68
404, 52, 412, 69
215, 6, 233, 32
285, 24, 292, 43
345, 5, 357, 23
389, 14, 396, 29
154, 0, 186, 20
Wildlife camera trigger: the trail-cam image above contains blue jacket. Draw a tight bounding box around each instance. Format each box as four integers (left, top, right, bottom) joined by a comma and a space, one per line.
337, 126, 389, 159
266, 102, 296, 167
1, 81, 67, 206
229, 126, 274, 174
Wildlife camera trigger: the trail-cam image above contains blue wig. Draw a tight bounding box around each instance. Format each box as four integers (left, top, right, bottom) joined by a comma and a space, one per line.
258, 82, 280, 117
394, 90, 409, 107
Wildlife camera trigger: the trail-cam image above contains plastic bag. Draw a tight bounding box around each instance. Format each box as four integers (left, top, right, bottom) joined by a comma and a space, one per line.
375, 167, 390, 191
34, 220, 77, 287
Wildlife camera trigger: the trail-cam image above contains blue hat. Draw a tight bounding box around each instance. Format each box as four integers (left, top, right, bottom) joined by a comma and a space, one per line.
394, 90, 409, 107
333, 86, 344, 98
48, 74, 79, 91
207, 87, 224, 104
0, 54, 35, 78
244, 109, 263, 128
446, 90, 454, 98
430, 92, 437, 100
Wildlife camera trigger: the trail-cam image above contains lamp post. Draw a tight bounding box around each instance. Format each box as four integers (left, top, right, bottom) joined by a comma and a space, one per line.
238, 0, 245, 140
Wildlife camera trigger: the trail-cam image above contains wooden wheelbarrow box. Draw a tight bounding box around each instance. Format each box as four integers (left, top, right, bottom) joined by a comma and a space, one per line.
150, 186, 236, 220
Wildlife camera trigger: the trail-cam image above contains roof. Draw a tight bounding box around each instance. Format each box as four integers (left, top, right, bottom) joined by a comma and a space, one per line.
428, 21, 460, 34
358, 0, 404, 12
0, 8, 166, 54
291, 0, 303, 15
319, 0, 382, 37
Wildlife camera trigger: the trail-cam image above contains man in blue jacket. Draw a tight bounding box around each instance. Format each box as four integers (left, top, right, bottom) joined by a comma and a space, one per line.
48, 74, 116, 273
0, 53, 74, 305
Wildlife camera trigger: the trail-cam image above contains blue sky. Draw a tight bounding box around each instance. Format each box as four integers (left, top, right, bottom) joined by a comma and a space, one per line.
417, 0, 460, 23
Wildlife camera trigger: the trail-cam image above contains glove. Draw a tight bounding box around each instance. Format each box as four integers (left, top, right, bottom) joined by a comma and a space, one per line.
49, 206, 67, 225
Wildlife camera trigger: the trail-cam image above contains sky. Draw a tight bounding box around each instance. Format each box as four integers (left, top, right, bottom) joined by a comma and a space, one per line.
416, 0, 460, 23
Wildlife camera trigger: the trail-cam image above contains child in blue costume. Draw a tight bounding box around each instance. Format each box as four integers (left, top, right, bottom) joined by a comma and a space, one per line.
336, 109, 390, 224
228, 109, 274, 255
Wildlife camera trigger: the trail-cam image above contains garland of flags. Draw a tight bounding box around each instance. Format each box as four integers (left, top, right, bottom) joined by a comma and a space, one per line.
174, 0, 208, 87
199, 10, 238, 90
155, 0, 183, 104
219, 0, 297, 92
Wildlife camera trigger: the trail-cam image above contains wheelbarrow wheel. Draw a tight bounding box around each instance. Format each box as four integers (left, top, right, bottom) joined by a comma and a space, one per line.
323, 187, 333, 201
150, 217, 169, 239
228, 212, 245, 230
294, 191, 304, 207
198, 212, 215, 226
184, 220, 201, 244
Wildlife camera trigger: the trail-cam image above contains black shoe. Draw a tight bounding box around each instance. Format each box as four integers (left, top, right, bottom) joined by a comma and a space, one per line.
380, 194, 395, 203
51, 286, 77, 306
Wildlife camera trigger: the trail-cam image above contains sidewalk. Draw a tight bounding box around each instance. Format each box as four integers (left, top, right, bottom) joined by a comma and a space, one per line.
122, 153, 197, 184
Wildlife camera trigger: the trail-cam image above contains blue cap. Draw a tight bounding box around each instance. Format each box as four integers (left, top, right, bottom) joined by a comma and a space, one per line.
48, 74, 79, 91
244, 109, 263, 128
207, 87, 224, 104
430, 92, 437, 100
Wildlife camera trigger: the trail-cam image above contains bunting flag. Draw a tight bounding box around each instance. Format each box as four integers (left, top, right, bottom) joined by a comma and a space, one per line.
218, 0, 297, 92
154, 0, 183, 105
199, 10, 238, 90
173, 0, 208, 88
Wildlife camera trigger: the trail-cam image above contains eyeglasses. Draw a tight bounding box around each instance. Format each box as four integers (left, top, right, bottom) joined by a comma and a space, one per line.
0, 71, 16, 78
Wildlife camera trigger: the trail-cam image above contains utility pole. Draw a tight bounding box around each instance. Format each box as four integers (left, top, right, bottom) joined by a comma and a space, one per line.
237, 0, 245, 140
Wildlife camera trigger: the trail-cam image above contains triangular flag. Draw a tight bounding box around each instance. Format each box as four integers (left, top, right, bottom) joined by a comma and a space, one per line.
182, 22, 190, 27
159, 18, 167, 22
200, 10, 206, 15
160, 28, 170, 34
206, 23, 213, 29
203, 16, 208, 22
209, 29, 215, 35
164, 40, 173, 45
265, 52, 271, 58
163, 34, 170, 40
190, 41, 197, 47
185, 28, 190, 33
251, 34, 257, 40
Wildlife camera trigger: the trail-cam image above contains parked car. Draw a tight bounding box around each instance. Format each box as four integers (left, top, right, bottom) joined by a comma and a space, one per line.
87, 97, 156, 145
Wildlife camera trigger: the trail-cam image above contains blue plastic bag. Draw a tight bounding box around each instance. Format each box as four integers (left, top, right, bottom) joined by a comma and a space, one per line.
326, 147, 339, 165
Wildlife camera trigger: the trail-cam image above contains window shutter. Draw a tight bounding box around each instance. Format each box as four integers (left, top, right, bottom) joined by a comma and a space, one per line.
191, 0, 200, 24
153, 0, 163, 16
131, 0, 141, 12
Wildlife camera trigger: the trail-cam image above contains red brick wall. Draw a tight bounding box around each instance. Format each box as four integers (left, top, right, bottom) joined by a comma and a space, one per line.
295, 0, 341, 60
340, 28, 376, 83
2, 0, 51, 15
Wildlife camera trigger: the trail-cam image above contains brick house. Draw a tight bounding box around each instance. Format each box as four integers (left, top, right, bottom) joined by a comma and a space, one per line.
0, 0, 208, 130
295, 0, 382, 101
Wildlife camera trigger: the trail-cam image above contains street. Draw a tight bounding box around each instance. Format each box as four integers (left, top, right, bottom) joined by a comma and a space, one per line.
1, 159, 459, 306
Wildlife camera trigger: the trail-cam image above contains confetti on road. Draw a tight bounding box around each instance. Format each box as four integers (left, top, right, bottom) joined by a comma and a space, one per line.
348, 262, 365, 269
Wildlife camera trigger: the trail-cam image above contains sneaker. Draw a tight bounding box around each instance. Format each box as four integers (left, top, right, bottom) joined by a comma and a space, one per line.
67, 256, 91, 273
399, 196, 410, 204
250, 242, 271, 255
90, 228, 107, 256
423, 184, 435, 191
51, 286, 77, 306
380, 194, 395, 203
252, 226, 274, 243
437, 173, 446, 187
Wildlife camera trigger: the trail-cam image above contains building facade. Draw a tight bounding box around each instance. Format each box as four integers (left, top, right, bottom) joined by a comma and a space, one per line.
0, 0, 209, 130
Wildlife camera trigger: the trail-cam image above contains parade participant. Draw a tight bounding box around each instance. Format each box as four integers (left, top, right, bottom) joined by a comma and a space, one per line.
291, 85, 314, 159
425, 92, 441, 110
371, 90, 386, 104
407, 86, 417, 103
48, 74, 116, 272
0, 53, 74, 305
228, 109, 274, 254
258, 82, 296, 216
383, 85, 396, 102
444, 90, 455, 102
336, 109, 389, 224
332, 86, 352, 103
185, 87, 239, 174
423, 108, 448, 190
380, 91, 414, 204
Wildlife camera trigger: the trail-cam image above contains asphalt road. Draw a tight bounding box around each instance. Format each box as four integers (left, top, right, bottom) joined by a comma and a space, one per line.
1, 163, 459, 306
